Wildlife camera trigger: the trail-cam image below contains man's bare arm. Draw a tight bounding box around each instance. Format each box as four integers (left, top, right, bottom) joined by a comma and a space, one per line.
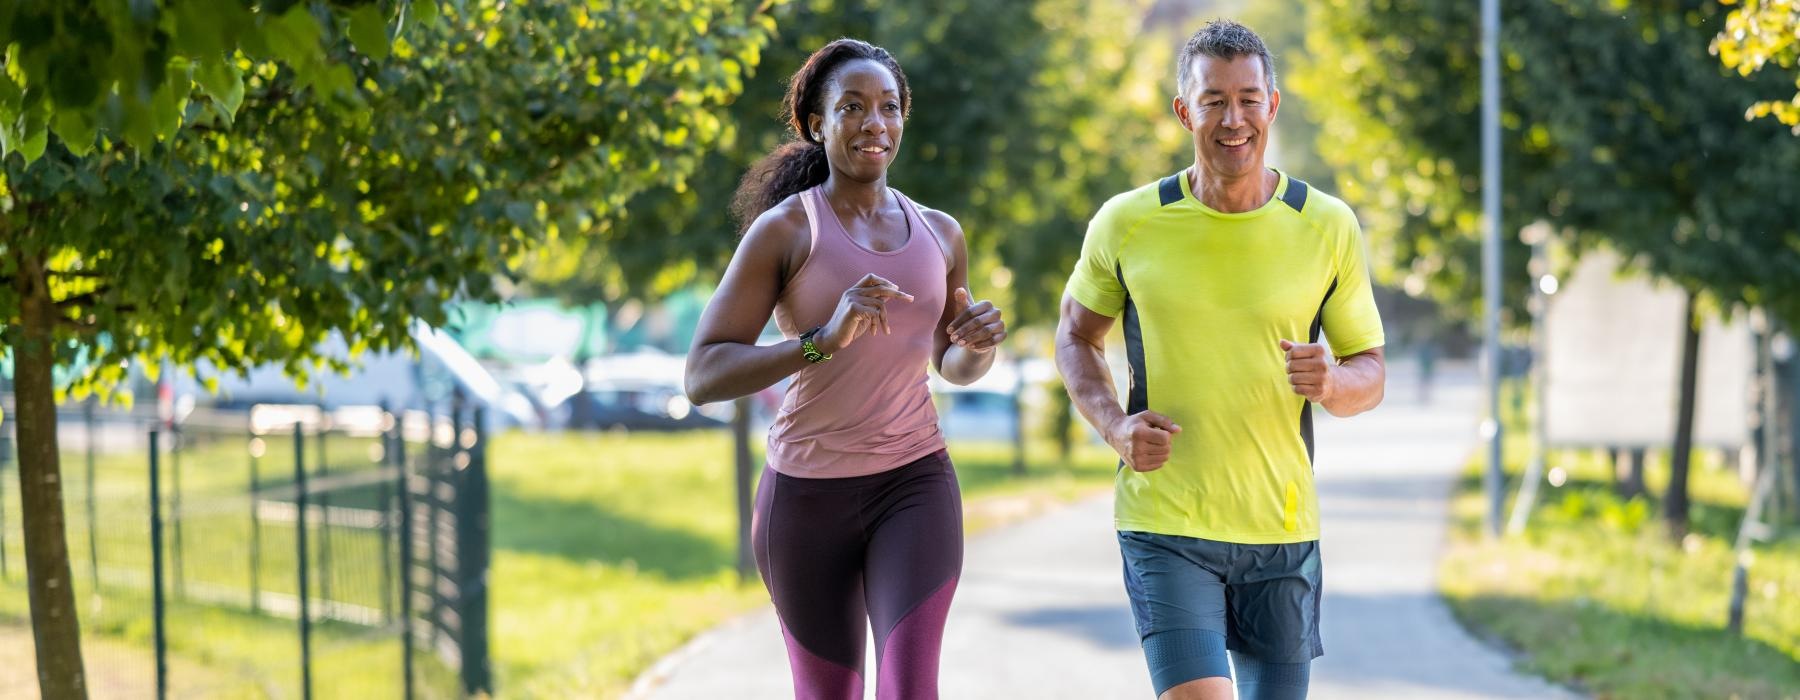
1056, 294, 1181, 471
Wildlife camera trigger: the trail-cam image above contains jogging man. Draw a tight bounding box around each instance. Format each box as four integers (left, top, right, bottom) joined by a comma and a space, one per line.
1055, 20, 1386, 700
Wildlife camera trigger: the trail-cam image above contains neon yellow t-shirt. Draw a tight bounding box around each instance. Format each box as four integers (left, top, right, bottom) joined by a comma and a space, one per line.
1067, 169, 1385, 544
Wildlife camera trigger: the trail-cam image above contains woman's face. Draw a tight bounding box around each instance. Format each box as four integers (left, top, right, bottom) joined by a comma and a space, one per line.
808, 59, 905, 184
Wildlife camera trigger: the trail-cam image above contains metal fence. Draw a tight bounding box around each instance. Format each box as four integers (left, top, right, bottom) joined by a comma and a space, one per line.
0, 395, 492, 699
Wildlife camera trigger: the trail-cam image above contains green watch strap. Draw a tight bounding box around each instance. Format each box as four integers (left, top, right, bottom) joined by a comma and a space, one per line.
800, 326, 832, 364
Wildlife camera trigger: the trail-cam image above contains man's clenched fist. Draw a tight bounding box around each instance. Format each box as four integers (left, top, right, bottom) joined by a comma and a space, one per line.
1280, 339, 1335, 403
1106, 410, 1182, 472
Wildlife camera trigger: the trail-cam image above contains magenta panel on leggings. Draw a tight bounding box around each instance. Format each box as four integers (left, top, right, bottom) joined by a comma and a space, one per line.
752, 449, 963, 700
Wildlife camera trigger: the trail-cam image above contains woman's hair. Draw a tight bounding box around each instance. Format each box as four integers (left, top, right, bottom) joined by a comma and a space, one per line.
730, 38, 911, 234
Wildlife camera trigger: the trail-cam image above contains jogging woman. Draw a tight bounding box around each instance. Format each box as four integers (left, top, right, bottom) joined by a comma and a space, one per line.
684, 38, 1007, 699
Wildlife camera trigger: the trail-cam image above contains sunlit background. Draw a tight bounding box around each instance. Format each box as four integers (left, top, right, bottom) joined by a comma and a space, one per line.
0, 0, 1796, 697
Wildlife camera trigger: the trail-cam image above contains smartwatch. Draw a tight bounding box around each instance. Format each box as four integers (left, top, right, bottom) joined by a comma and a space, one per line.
799, 326, 832, 364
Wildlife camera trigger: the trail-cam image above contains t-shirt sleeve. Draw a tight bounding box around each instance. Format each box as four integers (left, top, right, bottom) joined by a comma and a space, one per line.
1321, 209, 1386, 357
1064, 198, 1129, 318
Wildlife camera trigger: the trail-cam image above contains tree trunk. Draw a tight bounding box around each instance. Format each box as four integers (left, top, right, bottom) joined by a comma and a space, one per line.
732, 396, 755, 581
14, 259, 89, 699
1664, 290, 1701, 542
1011, 355, 1026, 476
1771, 335, 1795, 525
1607, 447, 1619, 490
1616, 447, 1645, 500
1054, 383, 1073, 464
1786, 344, 1800, 527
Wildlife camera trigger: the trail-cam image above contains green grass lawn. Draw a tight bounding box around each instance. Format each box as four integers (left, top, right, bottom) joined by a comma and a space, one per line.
0, 425, 1118, 698
0, 590, 452, 699
1439, 395, 1800, 699
1, 427, 460, 699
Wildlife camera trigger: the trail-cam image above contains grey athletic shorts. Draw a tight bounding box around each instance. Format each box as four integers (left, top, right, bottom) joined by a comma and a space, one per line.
1117, 530, 1324, 664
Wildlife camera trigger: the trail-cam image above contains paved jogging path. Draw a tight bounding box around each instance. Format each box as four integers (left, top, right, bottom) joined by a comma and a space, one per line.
633, 361, 1580, 699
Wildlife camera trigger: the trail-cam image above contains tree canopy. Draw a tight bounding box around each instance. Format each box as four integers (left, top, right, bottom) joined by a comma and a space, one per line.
3, 0, 785, 394
1297, 0, 1800, 327
529, 0, 1185, 331
1713, 0, 1800, 132
0, 0, 393, 161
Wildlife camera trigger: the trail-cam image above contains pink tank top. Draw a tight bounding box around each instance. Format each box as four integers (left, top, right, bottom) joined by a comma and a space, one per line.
766, 185, 950, 478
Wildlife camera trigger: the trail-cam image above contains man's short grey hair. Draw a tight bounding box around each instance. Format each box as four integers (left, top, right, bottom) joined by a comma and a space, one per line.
1176, 20, 1277, 98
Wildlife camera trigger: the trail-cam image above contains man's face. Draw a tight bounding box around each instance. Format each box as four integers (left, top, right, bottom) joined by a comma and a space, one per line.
1175, 55, 1279, 181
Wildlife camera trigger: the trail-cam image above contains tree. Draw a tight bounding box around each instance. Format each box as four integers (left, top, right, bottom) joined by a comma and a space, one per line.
1299, 0, 1800, 538
1, 5, 388, 695
1713, 0, 1800, 132
1296, 2, 1540, 325
530, 0, 1183, 327
1, 2, 780, 696
1, 0, 376, 161
1521, 1, 1800, 537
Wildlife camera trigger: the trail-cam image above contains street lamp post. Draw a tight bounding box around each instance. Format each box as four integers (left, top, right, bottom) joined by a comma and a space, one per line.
1481, 0, 1505, 538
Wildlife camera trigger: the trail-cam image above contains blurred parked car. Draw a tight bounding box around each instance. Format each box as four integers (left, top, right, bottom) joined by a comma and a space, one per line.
173, 320, 539, 431
564, 350, 724, 431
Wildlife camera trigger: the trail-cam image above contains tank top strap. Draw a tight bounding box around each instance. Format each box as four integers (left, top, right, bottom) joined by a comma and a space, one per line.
799, 186, 826, 255
893, 189, 952, 264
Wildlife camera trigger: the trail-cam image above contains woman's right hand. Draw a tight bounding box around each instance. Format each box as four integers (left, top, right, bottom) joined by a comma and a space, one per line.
815, 273, 914, 355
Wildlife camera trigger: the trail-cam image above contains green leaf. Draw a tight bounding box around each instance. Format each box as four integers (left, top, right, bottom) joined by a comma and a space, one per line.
0, 72, 22, 114
168, 3, 229, 60
0, 74, 20, 159
265, 5, 324, 68
51, 106, 99, 157
411, 0, 438, 29
347, 5, 391, 62
147, 81, 188, 144
194, 55, 246, 119
120, 90, 156, 152
204, 99, 234, 128
19, 114, 47, 163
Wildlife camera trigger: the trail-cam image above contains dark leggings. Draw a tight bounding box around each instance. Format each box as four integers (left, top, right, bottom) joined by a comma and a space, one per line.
752, 450, 963, 700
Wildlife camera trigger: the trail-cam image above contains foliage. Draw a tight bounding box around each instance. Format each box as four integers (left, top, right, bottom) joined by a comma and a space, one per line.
1297, 0, 1800, 327
1234, 0, 1339, 192
536, 0, 1185, 329
1, 0, 784, 396
1713, 0, 1800, 132
0, 0, 392, 161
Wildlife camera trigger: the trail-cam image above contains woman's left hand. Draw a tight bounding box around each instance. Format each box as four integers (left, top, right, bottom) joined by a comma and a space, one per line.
946, 287, 1006, 353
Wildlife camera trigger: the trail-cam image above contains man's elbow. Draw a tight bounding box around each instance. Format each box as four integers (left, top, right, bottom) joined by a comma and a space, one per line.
1363, 359, 1388, 412
1325, 384, 1384, 418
